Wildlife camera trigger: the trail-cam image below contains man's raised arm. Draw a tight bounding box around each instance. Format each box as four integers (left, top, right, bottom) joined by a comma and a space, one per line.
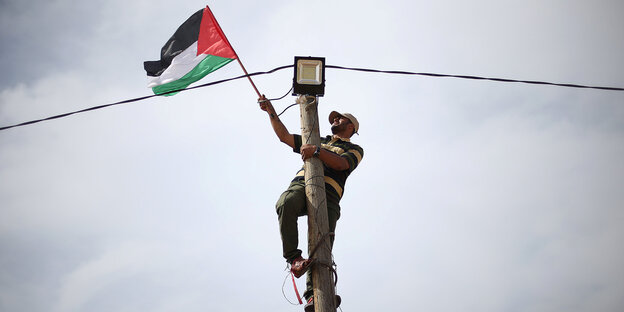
258, 95, 295, 149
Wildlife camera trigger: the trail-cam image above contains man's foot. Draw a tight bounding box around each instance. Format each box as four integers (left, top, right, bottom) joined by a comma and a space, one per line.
290, 256, 313, 278
304, 297, 314, 312
304, 295, 341, 312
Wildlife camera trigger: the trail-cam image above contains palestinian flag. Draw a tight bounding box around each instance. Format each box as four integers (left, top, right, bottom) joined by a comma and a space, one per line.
144, 6, 237, 95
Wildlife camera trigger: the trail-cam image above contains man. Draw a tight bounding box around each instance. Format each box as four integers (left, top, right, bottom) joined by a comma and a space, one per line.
258, 95, 363, 310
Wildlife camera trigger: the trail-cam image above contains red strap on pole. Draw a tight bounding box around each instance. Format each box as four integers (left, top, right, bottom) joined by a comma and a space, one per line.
290, 271, 304, 304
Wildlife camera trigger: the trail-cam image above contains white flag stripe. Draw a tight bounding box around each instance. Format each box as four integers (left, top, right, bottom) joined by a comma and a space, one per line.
147, 41, 207, 88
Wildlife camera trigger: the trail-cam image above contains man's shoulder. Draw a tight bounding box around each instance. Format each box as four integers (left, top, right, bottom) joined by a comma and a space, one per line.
344, 138, 363, 151
326, 135, 363, 154
348, 142, 363, 157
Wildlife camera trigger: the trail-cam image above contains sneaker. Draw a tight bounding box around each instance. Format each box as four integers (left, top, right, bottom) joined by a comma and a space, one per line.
304, 295, 341, 312
290, 256, 313, 278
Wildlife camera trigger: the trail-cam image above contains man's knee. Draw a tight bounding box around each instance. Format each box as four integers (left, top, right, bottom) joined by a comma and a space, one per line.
276, 189, 306, 217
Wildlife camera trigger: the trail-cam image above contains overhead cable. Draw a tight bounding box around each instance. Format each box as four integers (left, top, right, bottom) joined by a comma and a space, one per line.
1, 64, 623, 132
0, 65, 293, 131
326, 65, 624, 91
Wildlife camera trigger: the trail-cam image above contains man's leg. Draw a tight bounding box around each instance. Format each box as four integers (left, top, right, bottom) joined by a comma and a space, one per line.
275, 181, 307, 262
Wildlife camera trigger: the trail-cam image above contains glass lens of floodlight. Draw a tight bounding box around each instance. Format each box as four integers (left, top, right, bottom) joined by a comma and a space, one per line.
297, 60, 322, 85
302, 66, 316, 80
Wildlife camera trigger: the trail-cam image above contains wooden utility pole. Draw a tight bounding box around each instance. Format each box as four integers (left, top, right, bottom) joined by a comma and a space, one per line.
298, 95, 336, 312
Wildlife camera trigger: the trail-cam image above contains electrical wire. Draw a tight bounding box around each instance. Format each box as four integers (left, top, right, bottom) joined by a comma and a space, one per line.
277, 103, 298, 117
269, 87, 293, 102
2, 63, 623, 132
0, 65, 293, 132
326, 65, 624, 91
268, 86, 298, 117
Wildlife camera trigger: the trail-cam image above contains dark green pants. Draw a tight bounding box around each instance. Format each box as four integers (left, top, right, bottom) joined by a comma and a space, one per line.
276, 180, 340, 299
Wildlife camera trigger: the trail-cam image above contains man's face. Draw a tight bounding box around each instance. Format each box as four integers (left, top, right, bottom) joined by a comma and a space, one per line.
331, 115, 352, 135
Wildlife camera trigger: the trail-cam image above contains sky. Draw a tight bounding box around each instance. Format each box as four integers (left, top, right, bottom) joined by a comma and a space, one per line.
1, 0, 623, 311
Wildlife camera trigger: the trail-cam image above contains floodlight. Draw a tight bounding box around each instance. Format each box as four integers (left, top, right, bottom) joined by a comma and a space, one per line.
293, 56, 325, 96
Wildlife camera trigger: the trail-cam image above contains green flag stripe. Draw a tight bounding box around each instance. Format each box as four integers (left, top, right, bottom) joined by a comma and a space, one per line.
152, 55, 235, 95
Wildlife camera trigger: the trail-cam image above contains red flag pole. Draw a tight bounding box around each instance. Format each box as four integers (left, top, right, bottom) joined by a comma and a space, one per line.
205, 5, 261, 97
235, 59, 262, 97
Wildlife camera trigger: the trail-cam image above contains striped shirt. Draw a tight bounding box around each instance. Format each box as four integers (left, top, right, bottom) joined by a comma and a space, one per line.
292, 134, 364, 201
